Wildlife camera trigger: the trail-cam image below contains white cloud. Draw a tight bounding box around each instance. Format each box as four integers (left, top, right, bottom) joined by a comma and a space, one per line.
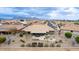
63, 7, 79, 14
0, 7, 79, 20
15, 11, 29, 16
47, 7, 79, 20
47, 11, 59, 19
47, 9, 62, 19
0, 7, 30, 16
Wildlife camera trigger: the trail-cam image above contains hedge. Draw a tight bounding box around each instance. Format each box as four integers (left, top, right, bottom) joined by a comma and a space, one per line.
0, 36, 6, 43
65, 32, 72, 38
75, 36, 79, 43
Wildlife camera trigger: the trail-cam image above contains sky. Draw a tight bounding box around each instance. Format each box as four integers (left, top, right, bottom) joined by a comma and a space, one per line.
0, 7, 79, 20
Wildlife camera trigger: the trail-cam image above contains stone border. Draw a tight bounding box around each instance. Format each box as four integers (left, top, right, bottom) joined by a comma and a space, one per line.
0, 47, 79, 51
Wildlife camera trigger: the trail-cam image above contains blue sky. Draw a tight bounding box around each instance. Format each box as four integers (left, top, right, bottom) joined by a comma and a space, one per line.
0, 7, 79, 20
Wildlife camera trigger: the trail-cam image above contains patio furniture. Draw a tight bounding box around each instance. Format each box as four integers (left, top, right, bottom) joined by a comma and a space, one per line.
32, 42, 37, 47
38, 43, 43, 47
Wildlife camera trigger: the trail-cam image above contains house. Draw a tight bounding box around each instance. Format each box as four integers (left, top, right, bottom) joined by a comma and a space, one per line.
22, 22, 55, 41
0, 24, 25, 34
0, 20, 57, 47
61, 23, 79, 35
22, 22, 54, 34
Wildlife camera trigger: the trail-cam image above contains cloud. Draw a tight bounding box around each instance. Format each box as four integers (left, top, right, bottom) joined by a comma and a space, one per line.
0, 7, 79, 20
47, 7, 79, 20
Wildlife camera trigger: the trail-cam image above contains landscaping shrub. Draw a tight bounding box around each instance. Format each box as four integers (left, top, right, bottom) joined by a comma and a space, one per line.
74, 22, 79, 25
65, 32, 72, 38
0, 36, 6, 43
75, 36, 79, 43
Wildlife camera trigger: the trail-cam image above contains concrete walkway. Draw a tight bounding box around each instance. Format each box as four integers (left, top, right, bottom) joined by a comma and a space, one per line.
0, 47, 79, 51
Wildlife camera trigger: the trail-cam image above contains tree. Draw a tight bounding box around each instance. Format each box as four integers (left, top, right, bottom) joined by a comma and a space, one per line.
74, 22, 79, 25
65, 32, 72, 38
75, 36, 79, 43
0, 36, 6, 43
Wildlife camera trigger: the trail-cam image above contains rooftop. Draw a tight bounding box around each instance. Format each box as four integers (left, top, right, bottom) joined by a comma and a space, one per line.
23, 23, 54, 33
0, 24, 25, 32
61, 23, 79, 31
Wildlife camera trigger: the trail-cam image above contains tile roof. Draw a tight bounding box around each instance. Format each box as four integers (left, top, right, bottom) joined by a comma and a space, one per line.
0, 24, 25, 32
61, 23, 79, 31
23, 23, 54, 33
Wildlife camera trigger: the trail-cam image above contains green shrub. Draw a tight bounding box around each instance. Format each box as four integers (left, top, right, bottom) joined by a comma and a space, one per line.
74, 22, 79, 25
0, 36, 6, 43
65, 32, 72, 38
75, 36, 79, 43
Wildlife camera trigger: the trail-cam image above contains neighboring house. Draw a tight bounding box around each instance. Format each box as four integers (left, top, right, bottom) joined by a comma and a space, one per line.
0, 24, 25, 34
61, 23, 79, 35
